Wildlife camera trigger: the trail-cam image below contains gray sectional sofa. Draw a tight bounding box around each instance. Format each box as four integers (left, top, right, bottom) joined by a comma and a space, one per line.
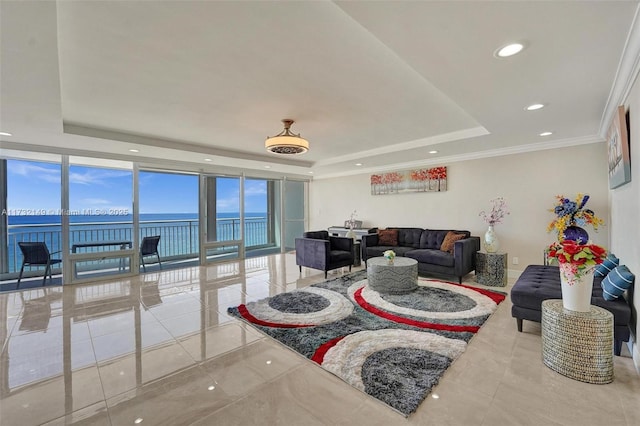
361, 228, 480, 283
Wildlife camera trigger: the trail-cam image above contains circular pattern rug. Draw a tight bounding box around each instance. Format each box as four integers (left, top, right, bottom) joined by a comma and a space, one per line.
228, 270, 506, 416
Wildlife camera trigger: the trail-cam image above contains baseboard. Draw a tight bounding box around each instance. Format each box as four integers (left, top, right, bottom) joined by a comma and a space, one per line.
508, 268, 523, 281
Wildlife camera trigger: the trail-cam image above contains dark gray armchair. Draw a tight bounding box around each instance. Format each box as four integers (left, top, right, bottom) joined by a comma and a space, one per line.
295, 230, 354, 278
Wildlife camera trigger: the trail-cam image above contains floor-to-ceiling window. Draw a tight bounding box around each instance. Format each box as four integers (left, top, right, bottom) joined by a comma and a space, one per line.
139, 170, 199, 271
283, 179, 307, 251
67, 157, 134, 282
201, 175, 242, 262
1, 150, 309, 285
1, 157, 62, 283
244, 178, 282, 257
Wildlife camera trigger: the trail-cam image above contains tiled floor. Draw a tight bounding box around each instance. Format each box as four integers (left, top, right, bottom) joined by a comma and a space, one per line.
0, 253, 638, 425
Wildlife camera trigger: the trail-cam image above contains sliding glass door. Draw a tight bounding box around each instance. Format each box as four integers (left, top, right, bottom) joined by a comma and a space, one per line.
201, 175, 242, 262
1, 149, 310, 283
67, 157, 133, 282
283, 179, 307, 251
0, 156, 62, 283
139, 170, 199, 271
244, 178, 281, 257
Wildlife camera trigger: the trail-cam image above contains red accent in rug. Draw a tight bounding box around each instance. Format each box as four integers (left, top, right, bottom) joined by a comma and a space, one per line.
237, 304, 314, 328
444, 281, 507, 304
311, 335, 346, 364
354, 287, 498, 333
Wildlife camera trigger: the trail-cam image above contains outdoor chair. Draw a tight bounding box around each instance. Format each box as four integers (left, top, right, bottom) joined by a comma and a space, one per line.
140, 235, 162, 272
295, 230, 354, 278
17, 242, 62, 288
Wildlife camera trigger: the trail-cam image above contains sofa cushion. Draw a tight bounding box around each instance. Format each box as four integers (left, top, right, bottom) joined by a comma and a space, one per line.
420, 229, 470, 249
329, 249, 354, 263
405, 249, 455, 267
601, 265, 635, 301
378, 229, 398, 246
440, 231, 466, 254
365, 246, 415, 259
595, 253, 619, 277
394, 228, 424, 248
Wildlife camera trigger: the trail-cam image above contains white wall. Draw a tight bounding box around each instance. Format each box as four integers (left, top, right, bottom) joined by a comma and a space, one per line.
611, 72, 640, 367
310, 142, 609, 276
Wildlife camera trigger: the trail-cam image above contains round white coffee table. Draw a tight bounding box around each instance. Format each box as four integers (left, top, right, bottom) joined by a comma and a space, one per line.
367, 256, 418, 294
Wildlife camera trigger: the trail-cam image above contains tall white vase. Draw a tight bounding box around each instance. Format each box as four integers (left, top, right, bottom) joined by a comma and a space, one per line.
484, 225, 499, 253
560, 269, 594, 312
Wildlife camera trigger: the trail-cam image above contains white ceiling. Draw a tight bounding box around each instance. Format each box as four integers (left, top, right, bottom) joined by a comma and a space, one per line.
1, 1, 639, 179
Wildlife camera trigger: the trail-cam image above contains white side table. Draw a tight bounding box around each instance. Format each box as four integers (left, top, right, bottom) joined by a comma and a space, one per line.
475, 252, 507, 287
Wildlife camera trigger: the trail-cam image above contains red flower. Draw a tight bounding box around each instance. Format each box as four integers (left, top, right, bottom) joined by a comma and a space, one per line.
590, 244, 606, 258
561, 240, 582, 255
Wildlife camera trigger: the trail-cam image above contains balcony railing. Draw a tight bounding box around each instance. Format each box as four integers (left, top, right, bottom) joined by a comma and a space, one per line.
4, 216, 271, 274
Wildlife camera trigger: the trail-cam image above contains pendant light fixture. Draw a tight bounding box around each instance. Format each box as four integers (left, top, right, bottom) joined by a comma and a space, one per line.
265, 119, 309, 155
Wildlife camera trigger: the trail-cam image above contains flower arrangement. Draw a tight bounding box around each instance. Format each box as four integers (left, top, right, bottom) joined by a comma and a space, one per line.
347, 210, 358, 230
383, 250, 396, 262
547, 193, 604, 237
547, 240, 607, 285
479, 197, 509, 226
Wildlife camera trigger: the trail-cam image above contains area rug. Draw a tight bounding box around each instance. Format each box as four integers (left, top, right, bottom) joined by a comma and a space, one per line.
227, 270, 506, 416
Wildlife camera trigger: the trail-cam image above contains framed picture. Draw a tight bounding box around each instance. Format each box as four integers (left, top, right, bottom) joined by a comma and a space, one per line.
608, 105, 631, 189
370, 166, 447, 195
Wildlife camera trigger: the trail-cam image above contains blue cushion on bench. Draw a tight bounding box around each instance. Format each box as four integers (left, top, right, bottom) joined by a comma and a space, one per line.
595, 253, 619, 277
601, 265, 635, 301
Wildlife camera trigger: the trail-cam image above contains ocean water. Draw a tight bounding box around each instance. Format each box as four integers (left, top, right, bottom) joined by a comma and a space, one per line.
5, 212, 268, 273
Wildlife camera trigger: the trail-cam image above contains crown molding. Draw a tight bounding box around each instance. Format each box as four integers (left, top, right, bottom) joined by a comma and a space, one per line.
599, 3, 640, 137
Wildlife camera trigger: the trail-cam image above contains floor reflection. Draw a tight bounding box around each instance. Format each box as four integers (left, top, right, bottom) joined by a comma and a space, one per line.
2, 253, 637, 426
0, 254, 319, 425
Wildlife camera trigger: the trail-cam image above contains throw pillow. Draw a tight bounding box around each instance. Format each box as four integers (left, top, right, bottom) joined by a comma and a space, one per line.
601, 265, 635, 301
595, 253, 619, 277
440, 231, 466, 254
378, 229, 398, 246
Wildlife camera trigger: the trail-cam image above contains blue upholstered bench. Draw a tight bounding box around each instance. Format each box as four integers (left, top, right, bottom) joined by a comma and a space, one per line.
511, 264, 632, 356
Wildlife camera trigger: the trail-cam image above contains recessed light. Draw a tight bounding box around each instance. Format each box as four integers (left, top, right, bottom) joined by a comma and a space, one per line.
355, 163, 363, 166
129, 149, 139, 153
429, 150, 438, 154
0, 131, 12, 136
307, 171, 313, 174
204, 158, 213, 162
495, 43, 524, 58
432, 394, 440, 399
208, 385, 215, 391
539, 131, 553, 136
134, 419, 143, 424
264, 165, 271, 169
525, 103, 545, 111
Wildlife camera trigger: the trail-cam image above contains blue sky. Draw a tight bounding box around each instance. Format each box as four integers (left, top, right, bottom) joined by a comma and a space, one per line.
7, 160, 267, 214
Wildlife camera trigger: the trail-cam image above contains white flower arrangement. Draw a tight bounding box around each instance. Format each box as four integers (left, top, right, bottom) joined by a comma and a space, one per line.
347, 209, 358, 230
383, 250, 396, 261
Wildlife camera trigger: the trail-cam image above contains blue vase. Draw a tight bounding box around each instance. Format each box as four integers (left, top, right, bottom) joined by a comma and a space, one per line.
563, 225, 589, 244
